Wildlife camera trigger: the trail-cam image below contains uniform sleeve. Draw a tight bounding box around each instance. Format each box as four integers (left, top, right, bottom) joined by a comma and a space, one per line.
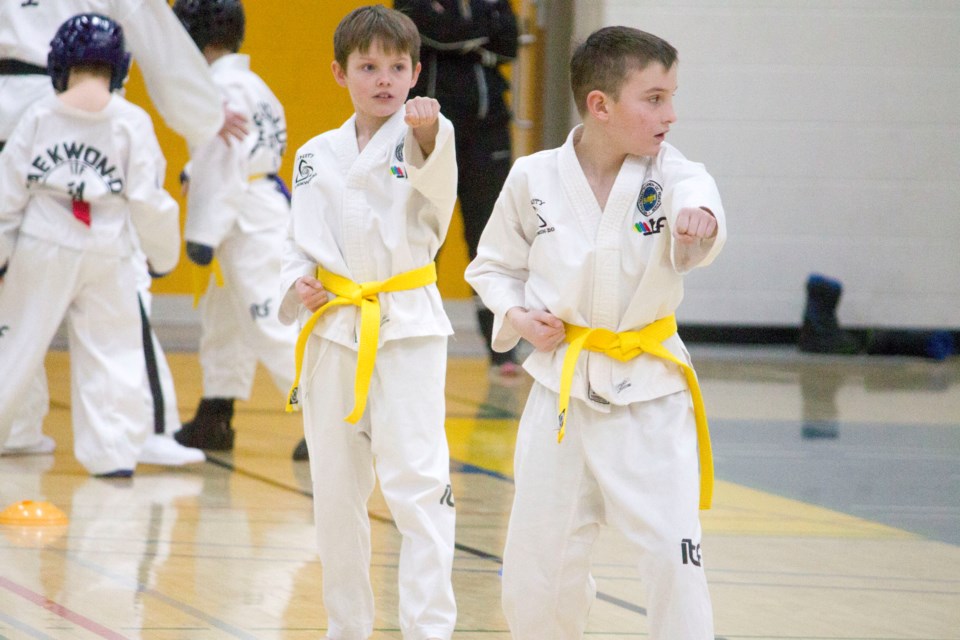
464, 160, 531, 352
183, 82, 248, 248
660, 145, 727, 274
395, 0, 475, 45
402, 114, 457, 237
119, 0, 224, 147
125, 113, 180, 275
278, 218, 317, 326
0, 116, 35, 268
481, 0, 519, 62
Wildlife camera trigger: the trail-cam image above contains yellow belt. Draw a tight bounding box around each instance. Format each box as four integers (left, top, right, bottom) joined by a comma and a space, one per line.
191, 257, 224, 307
560, 315, 713, 510
285, 263, 438, 423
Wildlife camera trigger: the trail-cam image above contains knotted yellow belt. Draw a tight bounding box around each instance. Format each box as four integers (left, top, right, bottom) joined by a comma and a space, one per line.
191, 258, 224, 307
559, 315, 713, 509
285, 263, 438, 423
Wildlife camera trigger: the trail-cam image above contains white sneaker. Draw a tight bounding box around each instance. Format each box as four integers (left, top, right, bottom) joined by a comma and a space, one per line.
2, 434, 55, 456
138, 434, 205, 466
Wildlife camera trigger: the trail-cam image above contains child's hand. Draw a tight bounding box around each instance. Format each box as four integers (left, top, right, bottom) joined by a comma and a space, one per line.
404, 96, 440, 129
507, 307, 566, 352
673, 207, 718, 245
218, 103, 248, 144
296, 276, 329, 312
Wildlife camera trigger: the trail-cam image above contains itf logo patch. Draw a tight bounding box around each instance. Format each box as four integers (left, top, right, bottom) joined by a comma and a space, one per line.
390, 140, 407, 179
637, 180, 662, 217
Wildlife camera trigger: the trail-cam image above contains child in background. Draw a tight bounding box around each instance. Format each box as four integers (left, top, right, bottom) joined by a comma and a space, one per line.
466, 26, 727, 640
279, 6, 457, 639
0, 13, 181, 477
171, 0, 300, 456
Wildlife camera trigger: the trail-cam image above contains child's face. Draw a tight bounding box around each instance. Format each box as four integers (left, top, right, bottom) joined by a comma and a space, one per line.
606, 62, 678, 157
332, 40, 421, 123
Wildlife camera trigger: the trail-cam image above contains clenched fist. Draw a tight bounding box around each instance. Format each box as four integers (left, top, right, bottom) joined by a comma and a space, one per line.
404, 96, 440, 129
673, 207, 717, 245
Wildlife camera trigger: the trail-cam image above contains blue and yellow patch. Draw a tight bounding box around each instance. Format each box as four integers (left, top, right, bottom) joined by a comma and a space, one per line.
638, 180, 662, 217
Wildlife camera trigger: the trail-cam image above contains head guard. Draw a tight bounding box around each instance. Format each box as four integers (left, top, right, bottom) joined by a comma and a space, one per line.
172, 0, 245, 52
48, 13, 131, 93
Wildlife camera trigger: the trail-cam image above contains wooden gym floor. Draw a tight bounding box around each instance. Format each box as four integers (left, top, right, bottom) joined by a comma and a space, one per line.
1, 343, 958, 639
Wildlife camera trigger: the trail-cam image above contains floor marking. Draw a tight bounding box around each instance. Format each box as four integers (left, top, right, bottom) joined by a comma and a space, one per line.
0, 576, 130, 640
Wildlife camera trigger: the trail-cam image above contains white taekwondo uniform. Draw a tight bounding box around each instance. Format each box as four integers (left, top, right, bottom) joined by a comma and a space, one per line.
1, 0, 221, 456
0, 0, 223, 145
185, 53, 295, 400
279, 108, 458, 640
465, 127, 727, 640
0, 94, 179, 475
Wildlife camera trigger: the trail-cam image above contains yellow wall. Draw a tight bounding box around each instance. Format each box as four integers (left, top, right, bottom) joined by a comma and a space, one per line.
133, 1, 534, 300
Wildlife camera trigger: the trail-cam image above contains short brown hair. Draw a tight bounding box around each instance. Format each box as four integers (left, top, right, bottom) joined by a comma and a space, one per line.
570, 26, 678, 115
334, 5, 420, 70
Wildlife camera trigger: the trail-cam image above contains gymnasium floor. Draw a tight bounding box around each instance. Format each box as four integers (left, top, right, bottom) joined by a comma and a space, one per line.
1, 335, 958, 639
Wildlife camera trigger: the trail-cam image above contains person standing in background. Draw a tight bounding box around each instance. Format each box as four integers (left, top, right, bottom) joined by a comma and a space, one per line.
394, 0, 522, 378
171, 0, 300, 459
0, 0, 245, 465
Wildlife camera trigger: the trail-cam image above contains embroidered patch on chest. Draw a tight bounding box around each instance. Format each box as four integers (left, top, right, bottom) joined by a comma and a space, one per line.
294, 153, 316, 187
637, 180, 662, 216
531, 198, 555, 235
390, 141, 407, 178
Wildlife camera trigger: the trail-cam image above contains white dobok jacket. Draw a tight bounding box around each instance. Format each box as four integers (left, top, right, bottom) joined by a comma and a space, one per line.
279, 109, 458, 349
466, 127, 727, 408
0, 0, 223, 146
0, 94, 179, 274
184, 53, 288, 249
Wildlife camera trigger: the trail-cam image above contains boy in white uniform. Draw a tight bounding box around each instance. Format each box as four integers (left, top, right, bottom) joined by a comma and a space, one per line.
170, 0, 298, 454
465, 27, 727, 639
0, 13, 181, 477
279, 6, 457, 639
0, 0, 245, 464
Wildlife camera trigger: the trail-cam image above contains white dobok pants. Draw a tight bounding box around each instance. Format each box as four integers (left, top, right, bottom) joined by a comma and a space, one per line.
197, 224, 295, 398
2, 253, 182, 451
502, 382, 713, 640
0, 236, 148, 474
301, 335, 456, 640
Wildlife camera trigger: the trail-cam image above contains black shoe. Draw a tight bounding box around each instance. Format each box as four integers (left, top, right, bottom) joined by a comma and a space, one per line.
174, 398, 236, 450
292, 438, 309, 461
96, 469, 134, 478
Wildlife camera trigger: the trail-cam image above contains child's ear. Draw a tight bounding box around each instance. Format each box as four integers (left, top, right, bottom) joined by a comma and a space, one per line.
331, 60, 347, 87
585, 90, 610, 121
410, 61, 422, 88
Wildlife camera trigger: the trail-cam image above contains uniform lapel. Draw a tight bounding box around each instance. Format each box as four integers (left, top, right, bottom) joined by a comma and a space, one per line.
557, 127, 602, 240
596, 154, 646, 250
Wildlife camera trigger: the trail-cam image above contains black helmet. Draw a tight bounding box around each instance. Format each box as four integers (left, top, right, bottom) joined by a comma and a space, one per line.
172, 0, 245, 52
48, 13, 131, 93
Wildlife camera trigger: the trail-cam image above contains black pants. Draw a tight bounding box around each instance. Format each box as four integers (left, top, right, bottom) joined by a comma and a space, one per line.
450, 112, 517, 365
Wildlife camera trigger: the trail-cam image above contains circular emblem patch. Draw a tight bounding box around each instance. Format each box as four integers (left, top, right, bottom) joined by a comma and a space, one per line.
638, 180, 662, 217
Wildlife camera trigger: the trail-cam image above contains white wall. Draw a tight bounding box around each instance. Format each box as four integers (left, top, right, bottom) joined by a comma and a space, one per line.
571, 0, 960, 328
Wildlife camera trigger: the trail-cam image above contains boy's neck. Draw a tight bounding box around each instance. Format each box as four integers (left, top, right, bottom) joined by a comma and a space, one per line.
573, 123, 627, 210
353, 112, 394, 153
203, 46, 234, 65
573, 123, 627, 179
58, 73, 112, 112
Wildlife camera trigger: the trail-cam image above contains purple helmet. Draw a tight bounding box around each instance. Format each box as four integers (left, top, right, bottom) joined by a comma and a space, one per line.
173, 0, 245, 53
48, 13, 131, 93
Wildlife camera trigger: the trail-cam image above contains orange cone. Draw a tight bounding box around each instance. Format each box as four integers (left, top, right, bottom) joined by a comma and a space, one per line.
0, 500, 69, 526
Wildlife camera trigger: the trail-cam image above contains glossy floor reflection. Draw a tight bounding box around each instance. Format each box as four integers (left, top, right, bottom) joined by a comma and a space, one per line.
1, 345, 958, 639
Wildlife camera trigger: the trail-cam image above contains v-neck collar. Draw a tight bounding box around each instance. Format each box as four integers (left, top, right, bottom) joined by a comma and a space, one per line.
558, 126, 648, 245
339, 109, 405, 178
